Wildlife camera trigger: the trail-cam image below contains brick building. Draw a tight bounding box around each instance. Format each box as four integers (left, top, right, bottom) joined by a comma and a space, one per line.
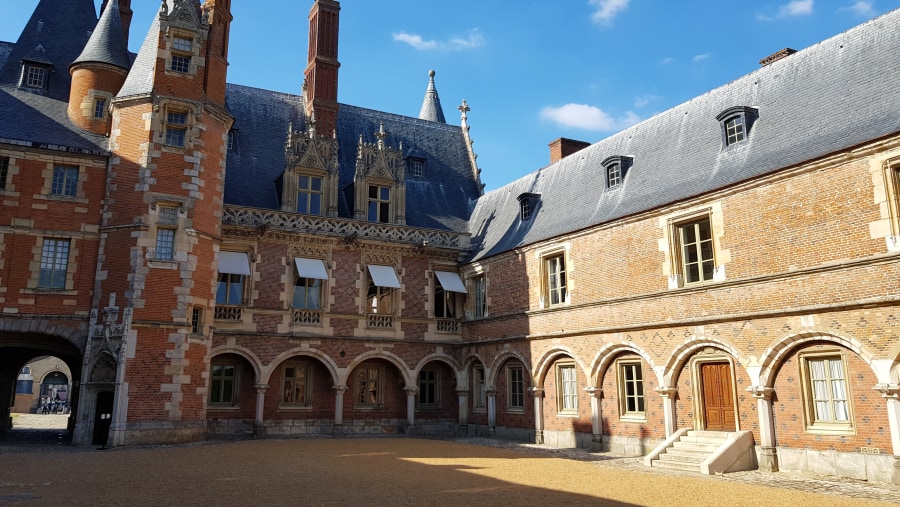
1, 0, 900, 484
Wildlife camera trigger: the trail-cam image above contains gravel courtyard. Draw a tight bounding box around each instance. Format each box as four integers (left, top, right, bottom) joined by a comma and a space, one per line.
1, 428, 898, 507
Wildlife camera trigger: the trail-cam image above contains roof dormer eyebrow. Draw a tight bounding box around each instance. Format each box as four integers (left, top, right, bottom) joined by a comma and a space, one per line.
601, 156, 633, 189
716, 106, 758, 147
517, 192, 541, 221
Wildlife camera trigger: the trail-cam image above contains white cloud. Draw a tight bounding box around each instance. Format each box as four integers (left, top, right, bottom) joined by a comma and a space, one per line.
692, 53, 711, 62
392, 30, 484, 51
661, 57, 676, 64
540, 103, 641, 131
840, 1, 876, 17
634, 95, 659, 108
589, 0, 630, 24
758, 0, 814, 20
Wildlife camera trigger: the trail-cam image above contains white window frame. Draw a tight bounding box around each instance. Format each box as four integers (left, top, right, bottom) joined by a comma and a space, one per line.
556, 363, 578, 415
617, 359, 646, 421
472, 367, 486, 411
209, 361, 238, 407
354, 364, 384, 408
507, 365, 525, 412
38, 238, 70, 289
799, 350, 855, 435
281, 361, 312, 408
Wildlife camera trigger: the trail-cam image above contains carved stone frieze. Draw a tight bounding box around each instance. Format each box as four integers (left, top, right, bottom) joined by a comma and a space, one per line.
222, 206, 469, 250
363, 251, 402, 267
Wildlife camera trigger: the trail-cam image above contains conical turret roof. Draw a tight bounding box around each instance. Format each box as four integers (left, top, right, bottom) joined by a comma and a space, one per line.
72, 0, 132, 71
418, 70, 446, 123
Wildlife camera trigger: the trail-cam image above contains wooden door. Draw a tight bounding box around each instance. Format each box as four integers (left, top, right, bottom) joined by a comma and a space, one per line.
92, 391, 114, 446
700, 362, 736, 431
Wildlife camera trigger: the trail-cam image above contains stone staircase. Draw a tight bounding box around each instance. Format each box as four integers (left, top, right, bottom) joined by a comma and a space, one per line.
645, 429, 756, 474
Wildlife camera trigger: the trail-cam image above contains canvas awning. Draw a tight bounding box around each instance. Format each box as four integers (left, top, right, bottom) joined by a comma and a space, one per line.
218, 251, 251, 275
294, 258, 329, 279
435, 271, 467, 293
367, 264, 400, 288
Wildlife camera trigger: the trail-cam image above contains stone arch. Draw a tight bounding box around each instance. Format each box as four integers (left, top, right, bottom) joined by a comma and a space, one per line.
532, 346, 589, 388
758, 331, 880, 387
664, 337, 748, 386
590, 342, 661, 387
412, 353, 461, 378
459, 353, 489, 390
343, 350, 412, 387
0, 320, 86, 353
87, 352, 118, 384
209, 345, 263, 384
262, 347, 340, 386
487, 350, 533, 389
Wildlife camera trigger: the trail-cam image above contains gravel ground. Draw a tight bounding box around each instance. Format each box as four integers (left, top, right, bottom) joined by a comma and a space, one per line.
1, 433, 897, 507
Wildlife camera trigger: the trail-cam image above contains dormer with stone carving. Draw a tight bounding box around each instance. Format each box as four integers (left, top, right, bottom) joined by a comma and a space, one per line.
353, 122, 406, 225
281, 117, 340, 216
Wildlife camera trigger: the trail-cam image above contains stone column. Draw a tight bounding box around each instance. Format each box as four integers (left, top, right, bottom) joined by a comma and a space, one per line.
456, 389, 469, 426
585, 387, 603, 448
873, 383, 900, 485
654, 386, 678, 437
253, 384, 268, 436
748, 385, 778, 472
333, 385, 348, 430
405, 387, 418, 430
529, 387, 545, 444
486, 389, 497, 433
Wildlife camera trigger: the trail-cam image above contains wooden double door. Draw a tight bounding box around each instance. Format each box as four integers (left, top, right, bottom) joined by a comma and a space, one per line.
699, 362, 736, 431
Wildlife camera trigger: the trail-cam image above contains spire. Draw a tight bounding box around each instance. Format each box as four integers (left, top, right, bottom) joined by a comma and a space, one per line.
418, 70, 446, 123
72, 0, 131, 71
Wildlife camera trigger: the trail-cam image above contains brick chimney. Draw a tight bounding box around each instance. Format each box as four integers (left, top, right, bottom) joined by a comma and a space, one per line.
759, 48, 796, 66
305, 0, 341, 135
549, 137, 591, 165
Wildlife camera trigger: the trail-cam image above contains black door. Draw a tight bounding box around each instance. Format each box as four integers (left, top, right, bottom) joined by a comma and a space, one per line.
92, 391, 114, 446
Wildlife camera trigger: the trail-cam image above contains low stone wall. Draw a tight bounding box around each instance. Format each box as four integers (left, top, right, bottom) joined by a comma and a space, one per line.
776, 446, 897, 484
123, 421, 207, 446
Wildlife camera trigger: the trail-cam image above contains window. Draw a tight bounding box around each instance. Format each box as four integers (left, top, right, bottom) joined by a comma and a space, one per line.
725, 116, 744, 145
51, 166, 78, 197
297, 175, 323, 215
557, 364, 578, 414
0, 157, 8, 191
93, 98, 106, 119
293, 277, 322, 309
517, 193, 540, 221
367, 185, 391, 223
366, 265, 399, 315
472, 367, 486, 410
716, 106, 758, 148
165, 111, 188, 147
408, 159, 424, 178
507, 366, 525, 411
154, 206, 178, 261
434, 271, 466, 319
282, 362, 311, 407
216, 273, 244, 305
618, 361, 646, 419
677, 217, 715, 284
190, 307, 204, 335
170, 37, 192, 73
543, 253, 567, 306
39, 239, 70, 289
606, 163, 621, 188
227, 130, 234, 151
209, 362, 237, 406
473, 275, 487, 318
801, 352, 854, 433
355, 365, 383, 408
418, 369, 439, 408
24, 64, 46, 88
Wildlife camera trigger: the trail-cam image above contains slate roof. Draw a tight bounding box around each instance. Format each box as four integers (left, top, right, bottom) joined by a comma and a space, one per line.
418, 70, 446, 124
224, 84, 482, 232
0, 0, 98, 101
0, 0, 108, 153
72, 0, 131, 71
466, 8, 900, 262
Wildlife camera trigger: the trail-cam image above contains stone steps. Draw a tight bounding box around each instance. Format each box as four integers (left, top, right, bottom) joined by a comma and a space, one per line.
648, 430, 731, 473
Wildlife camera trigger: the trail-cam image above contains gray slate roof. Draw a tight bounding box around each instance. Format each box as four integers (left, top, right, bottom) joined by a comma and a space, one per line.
418, 70, 446, 124
466, 8, 900, 262
0, 0, 108, 153
224, 83, 482, 232
72, 0, 131, 71
0, 0, 98, 101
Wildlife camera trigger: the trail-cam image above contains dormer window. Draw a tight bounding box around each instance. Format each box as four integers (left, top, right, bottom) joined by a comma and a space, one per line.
25, 65, 46, 88
93, 98, 106, 119
517, 193, 540, 221
408, 159, 425, 178
601, 156, 633, 190
716, 106, 758, 148
170, 37, 193, 73
368, 184, 391, 223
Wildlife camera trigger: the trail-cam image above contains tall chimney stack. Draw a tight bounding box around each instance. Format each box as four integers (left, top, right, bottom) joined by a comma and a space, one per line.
304, 0, 341, 135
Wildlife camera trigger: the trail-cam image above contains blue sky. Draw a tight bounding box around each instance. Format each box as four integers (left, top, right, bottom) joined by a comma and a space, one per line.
2, 0, 897, 190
